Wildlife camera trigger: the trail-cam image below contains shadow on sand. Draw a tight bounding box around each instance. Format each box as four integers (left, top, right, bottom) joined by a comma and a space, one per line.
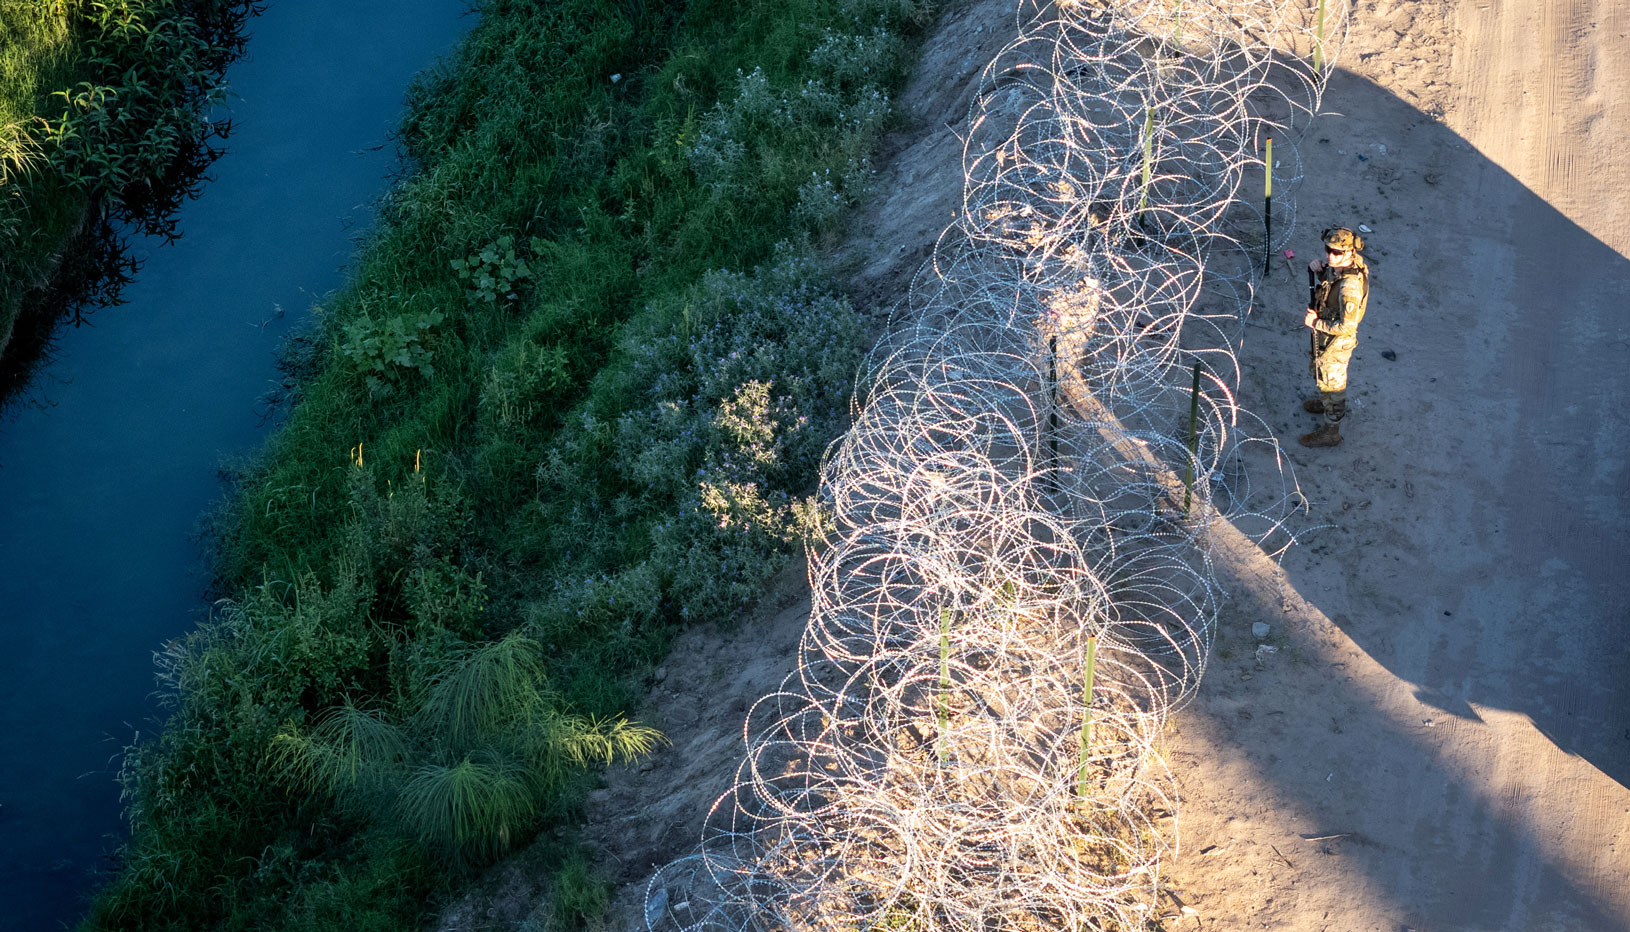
1179, 64, 1629, 930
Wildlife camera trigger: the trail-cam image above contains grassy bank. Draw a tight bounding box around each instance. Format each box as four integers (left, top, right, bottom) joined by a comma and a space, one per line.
0, 0, 254, 371
84, 0, 936, 928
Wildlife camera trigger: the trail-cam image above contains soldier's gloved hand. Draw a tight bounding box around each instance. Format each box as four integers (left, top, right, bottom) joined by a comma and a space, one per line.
1304, 308, 1318, 328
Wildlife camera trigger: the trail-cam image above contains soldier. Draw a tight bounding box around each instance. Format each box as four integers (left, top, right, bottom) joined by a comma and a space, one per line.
1299, 226, 1370, 447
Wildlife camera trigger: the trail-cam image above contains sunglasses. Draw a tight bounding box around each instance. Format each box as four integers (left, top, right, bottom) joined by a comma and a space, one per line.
1325, 247, 1349, 256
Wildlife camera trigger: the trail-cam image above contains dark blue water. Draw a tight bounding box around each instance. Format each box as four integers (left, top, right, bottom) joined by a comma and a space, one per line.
0, 3, 471, 927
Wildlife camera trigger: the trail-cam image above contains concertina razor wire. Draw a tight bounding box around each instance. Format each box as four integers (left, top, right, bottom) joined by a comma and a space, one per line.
645, 1, 1348, 929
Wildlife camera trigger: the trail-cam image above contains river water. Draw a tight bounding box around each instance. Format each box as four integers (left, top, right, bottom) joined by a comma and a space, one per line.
0, 2, 471, 927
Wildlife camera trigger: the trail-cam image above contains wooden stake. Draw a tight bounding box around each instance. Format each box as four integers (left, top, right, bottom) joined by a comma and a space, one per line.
1314, 0, 1327, 76
1139, 105, 1155, 219
1048, 334, 1060, 470
1077, 635, 1098, 800
938, 606, 952, 764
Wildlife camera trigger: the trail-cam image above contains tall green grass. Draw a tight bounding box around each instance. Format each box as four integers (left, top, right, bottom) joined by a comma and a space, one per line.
85, 0, 938, 928
271, 633, 661, 865
0, 0, 71, 183
0, 0, 255, 369
1, 0, 78, 341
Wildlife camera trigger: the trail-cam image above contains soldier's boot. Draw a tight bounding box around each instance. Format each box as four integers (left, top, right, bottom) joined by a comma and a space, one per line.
1302, 397, 1325, 414
1298, 422, 1342, 447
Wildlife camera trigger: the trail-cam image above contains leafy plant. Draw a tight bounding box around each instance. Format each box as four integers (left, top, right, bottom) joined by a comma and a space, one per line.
451, 234, 538, 306
340, 304, 446, 392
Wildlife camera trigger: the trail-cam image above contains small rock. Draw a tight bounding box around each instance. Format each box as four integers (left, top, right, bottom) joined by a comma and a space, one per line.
646, 888, 669, 925
653, 666, 668, 683
1357, 223, 1372, 233
1252, 622, 1271, 638
1381, 348, 1397, 360
610, 73, 622, 83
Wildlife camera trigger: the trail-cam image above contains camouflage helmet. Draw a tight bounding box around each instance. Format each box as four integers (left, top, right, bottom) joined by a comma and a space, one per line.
1321, 226, 1365, 254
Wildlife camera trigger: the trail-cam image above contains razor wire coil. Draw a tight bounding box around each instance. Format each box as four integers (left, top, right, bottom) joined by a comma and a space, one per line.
645, 2, 1347, 930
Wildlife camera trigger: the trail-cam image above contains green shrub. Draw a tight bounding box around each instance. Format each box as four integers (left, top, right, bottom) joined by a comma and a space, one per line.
530, 250, 862, 637
275, 842, 436, 932
43, 1, 238, 191
405, 559, 489, 640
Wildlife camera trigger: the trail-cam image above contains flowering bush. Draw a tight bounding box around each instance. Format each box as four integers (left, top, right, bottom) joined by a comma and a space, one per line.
688, 63, 891, 235
535, 249, 862, 628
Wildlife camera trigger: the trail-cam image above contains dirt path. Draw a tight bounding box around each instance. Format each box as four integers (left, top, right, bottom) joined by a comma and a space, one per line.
834, 6, 1630, 925
1164, 1, 1630, 929
441, 2, 1630, 929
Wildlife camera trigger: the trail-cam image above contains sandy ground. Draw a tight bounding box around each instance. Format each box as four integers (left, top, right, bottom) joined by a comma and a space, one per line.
1165, 0, 1630, 928
441, 1, 1630, 929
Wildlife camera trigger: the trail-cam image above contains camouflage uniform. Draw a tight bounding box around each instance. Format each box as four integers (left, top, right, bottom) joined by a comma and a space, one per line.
1307, 255, 1369, 425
